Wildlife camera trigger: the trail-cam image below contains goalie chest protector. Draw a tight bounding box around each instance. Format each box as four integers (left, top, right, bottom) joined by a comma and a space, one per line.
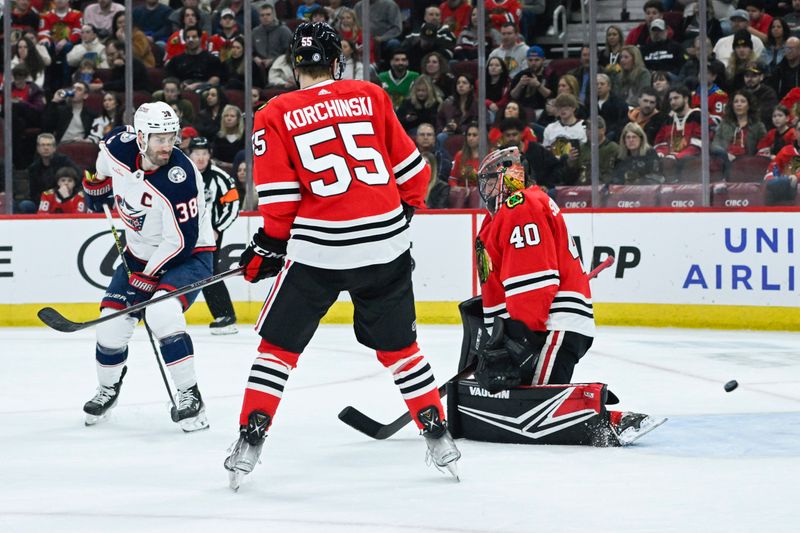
447, 380, 611, 445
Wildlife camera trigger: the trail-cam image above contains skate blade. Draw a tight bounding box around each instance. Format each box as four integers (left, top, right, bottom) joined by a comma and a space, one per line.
210, 325, 238, 336
618, 417, 668, 446
178, 408, 210, 433
445, 461, 460, 482
84, 412, 111, 426
228, 469, 243, 491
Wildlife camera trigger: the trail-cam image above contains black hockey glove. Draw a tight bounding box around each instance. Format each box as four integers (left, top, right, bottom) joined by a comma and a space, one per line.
239, 229, 287, 283
475, 317, 541, 393
401, 201, 416, 224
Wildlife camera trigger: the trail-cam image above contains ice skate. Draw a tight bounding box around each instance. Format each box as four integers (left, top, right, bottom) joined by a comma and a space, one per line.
419, 406, 461, 481
170, 384, 209, 433
613, 412, 667, 446
83, 366, 127, 426
209, 316, 238, 336
224, 411, 270, 491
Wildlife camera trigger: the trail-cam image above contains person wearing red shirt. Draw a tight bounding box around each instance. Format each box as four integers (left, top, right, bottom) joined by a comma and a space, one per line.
744, 0, 773, 44
485, 0, 521, 32
439, 0, 471, 35
37, 167, 86, 214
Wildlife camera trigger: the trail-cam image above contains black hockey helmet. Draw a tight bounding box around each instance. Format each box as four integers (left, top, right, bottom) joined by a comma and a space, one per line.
188, 136, 211, 153
291, 22, 345, 79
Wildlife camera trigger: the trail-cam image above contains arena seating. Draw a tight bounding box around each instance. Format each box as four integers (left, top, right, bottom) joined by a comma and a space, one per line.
605, 184, 660, 208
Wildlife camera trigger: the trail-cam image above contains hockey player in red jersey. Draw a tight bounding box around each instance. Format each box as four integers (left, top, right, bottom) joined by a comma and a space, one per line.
224, 22, 461, 491
453, 146, 665, 446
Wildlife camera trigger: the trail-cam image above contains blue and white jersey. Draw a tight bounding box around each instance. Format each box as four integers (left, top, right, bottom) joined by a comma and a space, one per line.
96, 127, 215, 276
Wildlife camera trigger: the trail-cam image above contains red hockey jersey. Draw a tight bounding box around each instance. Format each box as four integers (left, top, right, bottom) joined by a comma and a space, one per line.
38, 190, 86, 214
764, 142, 800, 180
485, 0, 521, 31
252, 79, 430, 269
653, 109, 703, 159
38, 8, 82, 44
476, 187, 595, 337
691, 86, 728, 119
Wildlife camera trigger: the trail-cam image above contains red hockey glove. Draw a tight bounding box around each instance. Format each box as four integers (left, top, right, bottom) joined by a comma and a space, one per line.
239, 229, 287, 283
126, 272, 159, 305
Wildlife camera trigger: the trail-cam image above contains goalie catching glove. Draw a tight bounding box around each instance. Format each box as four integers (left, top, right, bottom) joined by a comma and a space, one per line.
475, 317, 541, 394
239, 229, 287, 283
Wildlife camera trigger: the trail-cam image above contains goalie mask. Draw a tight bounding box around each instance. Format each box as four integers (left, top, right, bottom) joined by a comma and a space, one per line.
477, 147, 527, 216
133, 101, 180, 156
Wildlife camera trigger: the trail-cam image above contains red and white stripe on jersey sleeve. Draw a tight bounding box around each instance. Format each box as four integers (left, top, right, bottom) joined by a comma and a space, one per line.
545, 291, 595, 337
482, 302, 510, 329
502, 269, 560, 297
393, 149, 426, 185
256, 181, 301, 206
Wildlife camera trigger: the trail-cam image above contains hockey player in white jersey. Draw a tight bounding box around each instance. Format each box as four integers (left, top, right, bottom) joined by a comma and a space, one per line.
81, 101, 216, 431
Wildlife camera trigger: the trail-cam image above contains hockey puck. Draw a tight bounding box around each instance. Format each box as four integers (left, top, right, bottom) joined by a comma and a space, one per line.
724, 380, 739, 392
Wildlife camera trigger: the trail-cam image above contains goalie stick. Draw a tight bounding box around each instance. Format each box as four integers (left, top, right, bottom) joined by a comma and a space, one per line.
337, 255, 616, 440
38, 266, 244, 332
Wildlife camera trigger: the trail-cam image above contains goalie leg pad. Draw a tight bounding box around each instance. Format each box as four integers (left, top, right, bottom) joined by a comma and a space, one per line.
447, 380, 613, 446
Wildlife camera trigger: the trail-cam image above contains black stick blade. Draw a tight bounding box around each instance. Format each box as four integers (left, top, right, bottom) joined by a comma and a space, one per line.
337, 406, 411, 440
37, 307, 85, 332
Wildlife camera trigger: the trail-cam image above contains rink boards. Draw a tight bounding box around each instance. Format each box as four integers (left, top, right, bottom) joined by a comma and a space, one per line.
1, 209, 799, 330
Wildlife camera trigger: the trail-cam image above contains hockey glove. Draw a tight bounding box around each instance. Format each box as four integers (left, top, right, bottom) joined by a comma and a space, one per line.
475, 317, 523, 394
401, 201, 416, 224
126, 272, 159, 306
239, 229, 287, 283
82, 171, 113, 213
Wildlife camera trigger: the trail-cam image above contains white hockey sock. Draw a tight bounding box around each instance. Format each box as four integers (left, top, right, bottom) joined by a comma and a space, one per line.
95, 345, 128, 388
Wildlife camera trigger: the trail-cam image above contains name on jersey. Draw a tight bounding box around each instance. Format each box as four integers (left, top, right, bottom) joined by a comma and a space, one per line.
283, 97, 374, 131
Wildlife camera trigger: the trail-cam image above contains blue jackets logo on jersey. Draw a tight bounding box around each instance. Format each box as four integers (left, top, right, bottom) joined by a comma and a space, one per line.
115, 195, 147, 232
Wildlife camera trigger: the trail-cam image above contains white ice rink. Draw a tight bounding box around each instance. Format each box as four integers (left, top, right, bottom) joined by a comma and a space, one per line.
1, 324, 798, 533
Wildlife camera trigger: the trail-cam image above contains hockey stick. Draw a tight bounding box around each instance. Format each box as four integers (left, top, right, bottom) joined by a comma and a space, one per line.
101, 204, 179, 416
337, 254, 617, 440
38, 266, 244, 333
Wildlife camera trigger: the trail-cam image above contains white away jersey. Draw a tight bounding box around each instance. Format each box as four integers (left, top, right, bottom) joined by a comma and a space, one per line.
96, 127, 215, 276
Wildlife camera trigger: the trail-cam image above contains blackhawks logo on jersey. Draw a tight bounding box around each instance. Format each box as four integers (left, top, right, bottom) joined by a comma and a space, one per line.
505, 191, 524, 209
475, 236, 492, 284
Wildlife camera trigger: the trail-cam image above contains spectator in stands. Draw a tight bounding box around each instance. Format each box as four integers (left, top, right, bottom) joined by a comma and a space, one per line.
763, 120, 800, 193
210, 0, 258, 34
613, 45, 652, 107
761, 17, 790, 76
485, 0, 522, 32
165, 7, 210, 65
27, 133, 78, 205
396, 76, 442, 133
133, 0, 174, 46
743, 0, 772, 44
757, 104, 796, 157
324, 0, 347, 24
378, 49, 419, 109
166, 26, 226, 92
691, 59, 729, 120
100, 40, 150, 93
489, 22, 529, 78
213, 104, 245, 164
250, 88, 264, 113
447, 122, 481, 208
614, 122, 664, 185
595, 73, 629, 143
488, 101, 537, 150
37, 166, 85, 214
524, 136, 566, 190
486, 56, 511, 120
742, 63, 778, 127
727, 30, 762, 90
600, 25, 625, 74
268, 47, 297, 90
253, 4, 292, 74
454, 6, 501, 61
441, 0, 472, 36
626, 0, 673, 46
353, 0, 403, 58
771, 36, 800, 98
420, 51, 455, 99
509, 45, 555, 117
678, 36, 713, 84
66, 24, 108, 70
654, 86, 702, 162
179, 126, 200, 154
711, 90, 767, 179
415, 123, 451, 209
568, 47, 591, 105
234, 159, 248, 208
209, 8, 242, 63
680, 1, 723, 50
714, 10, 765, 67
8, 64, 45, 130
340, 39, 364, 80
542, 93, 586, 155
72, 58, 103, 92
497, 118, 527, 154
437, 74, 479, 144
297, 0, 322, 21
786, 0, 800, 38
629, 87, 668, 145
224, 35, 266, 90
651, 70, 672, 112
113, 12, 156, 68
169, 1, 210, 34
641, 19, 686, 76
11, 35, 49, 90
38, 0, 82, 91
83, 0, 125, 39
556, 74, 587, 119
195, 86, 229, 140
9, 0, 40, 36
565, 116, 618, 185
402, 7, 456, 69
153, 78, 197, 124
43, 81, 97, 144
88, 91, 123, 143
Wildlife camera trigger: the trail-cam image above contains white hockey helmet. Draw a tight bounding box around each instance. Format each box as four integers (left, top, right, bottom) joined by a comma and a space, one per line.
133, 101, 181, 154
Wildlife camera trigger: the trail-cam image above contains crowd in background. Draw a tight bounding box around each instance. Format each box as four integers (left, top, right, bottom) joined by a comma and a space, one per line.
2, 0, 800, 214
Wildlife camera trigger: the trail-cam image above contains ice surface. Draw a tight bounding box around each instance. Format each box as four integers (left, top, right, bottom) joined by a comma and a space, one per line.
1, 325, 798, 532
